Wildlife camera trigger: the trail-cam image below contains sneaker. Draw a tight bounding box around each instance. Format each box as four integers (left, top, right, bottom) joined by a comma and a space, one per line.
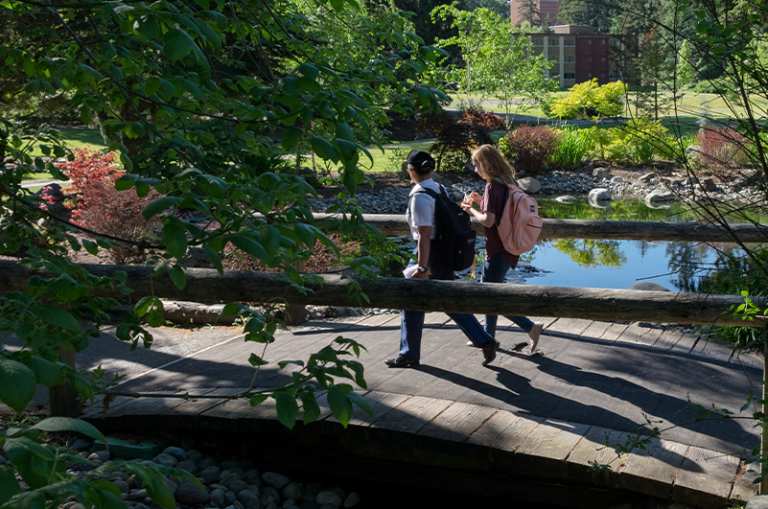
385, 355, 420, 368
467, 339, 500, 348
481, 340, 498, 366
529, 322, 543, 353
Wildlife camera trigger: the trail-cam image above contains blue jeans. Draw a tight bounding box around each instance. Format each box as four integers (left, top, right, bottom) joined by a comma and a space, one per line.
481, 251, 534, 338
399, 246, 495, 361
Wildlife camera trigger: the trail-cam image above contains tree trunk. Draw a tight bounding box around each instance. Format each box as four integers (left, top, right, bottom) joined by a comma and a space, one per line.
48, 348, 80, 417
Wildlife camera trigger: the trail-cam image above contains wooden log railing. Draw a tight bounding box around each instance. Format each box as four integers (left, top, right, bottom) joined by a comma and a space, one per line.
322, 214, 768, 242
0, 261, 764, 327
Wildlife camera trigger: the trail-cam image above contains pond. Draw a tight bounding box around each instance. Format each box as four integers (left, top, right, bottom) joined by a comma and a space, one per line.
465, 198, 751, 292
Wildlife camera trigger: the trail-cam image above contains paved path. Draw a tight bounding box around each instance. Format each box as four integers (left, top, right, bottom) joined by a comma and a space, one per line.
81, 313, 763, 505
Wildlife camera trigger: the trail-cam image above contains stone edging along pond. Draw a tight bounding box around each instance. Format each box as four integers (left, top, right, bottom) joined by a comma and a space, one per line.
308, 165, 763, 215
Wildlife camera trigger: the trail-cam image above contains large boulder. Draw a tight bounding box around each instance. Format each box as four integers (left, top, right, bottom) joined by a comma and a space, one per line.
555, 195, 577, 204
516, 176, 541, 194
637, 172, 656, 184
645, 190, 675, 203
629, 282, 670, 292
588, 188, 611, 202
592, 167, 610, 180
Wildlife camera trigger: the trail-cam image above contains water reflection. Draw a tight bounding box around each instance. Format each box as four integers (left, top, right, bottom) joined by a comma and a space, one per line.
519, 198, 743, 291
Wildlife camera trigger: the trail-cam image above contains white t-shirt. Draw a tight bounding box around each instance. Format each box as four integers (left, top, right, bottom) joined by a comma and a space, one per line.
405, 179, 439, 240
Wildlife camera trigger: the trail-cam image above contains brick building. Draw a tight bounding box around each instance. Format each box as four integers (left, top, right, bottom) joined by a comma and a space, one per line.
523, 26, 634, 88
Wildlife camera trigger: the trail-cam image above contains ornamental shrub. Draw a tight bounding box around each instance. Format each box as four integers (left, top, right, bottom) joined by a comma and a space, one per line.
588, 119, 668, 163
548, 127, 593, 170
58, 149, 161, 264
696, 127, 750, 177
500, 125, 560, 174
460, 108, 506, 132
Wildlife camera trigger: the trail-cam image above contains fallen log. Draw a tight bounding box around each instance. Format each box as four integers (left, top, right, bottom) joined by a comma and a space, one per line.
317, 214, 768, 242
0, 261, 763, 327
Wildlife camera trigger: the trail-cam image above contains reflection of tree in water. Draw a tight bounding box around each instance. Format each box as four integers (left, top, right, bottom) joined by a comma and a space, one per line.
552, 239, 627, 268
666, 242, 742, 292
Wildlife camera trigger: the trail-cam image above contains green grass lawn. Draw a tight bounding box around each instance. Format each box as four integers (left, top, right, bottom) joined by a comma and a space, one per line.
27, 128, 107, 157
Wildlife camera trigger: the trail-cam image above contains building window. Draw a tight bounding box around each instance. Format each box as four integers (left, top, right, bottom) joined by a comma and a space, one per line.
564, 38, 575, 46
601, 73, 605, 77
549, 38, 560, 46
588, 39, 592, 45
532, 37, 543, 46
564, 55, 575, 63
610, 39, 620, 47
601, 39, 606, 45
550, 73, 560, 80
588, 72, 592, 77
564, 73, 575, 79
588, 56, 592, 61
548, 55, 559, 62
609, 72, 617, 79
602, 57, 606, 61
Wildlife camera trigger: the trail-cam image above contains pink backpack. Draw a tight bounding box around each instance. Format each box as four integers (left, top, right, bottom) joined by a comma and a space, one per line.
497, 182, 543, 255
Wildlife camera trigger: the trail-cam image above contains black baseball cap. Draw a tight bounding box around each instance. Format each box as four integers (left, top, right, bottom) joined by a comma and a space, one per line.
406, 150, 435, 173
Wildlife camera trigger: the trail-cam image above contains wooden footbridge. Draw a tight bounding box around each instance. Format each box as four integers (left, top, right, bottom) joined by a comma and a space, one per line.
3, 216, 767, 508
79, 312, 761, 508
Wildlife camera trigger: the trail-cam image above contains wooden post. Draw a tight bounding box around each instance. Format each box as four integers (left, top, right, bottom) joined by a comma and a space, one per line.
284, 260, 308, 325
762, 343, 768, 494
48, 348, 81, 417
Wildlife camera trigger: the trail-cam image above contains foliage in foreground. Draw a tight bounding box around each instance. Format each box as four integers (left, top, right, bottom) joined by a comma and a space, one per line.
0, 0, 446, 505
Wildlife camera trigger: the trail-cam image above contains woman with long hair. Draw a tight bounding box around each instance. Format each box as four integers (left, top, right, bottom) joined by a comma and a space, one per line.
461, 144, 543, 353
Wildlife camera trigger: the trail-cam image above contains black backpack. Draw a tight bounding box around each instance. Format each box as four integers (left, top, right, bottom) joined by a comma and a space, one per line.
410, 186, 477, 272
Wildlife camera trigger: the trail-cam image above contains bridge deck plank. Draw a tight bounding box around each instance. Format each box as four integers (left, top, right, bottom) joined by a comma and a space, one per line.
617, 323, 665, 348
565, 426, 633, 485
514, 418, 591, 478
617, 437, 689, 499
579, 321, 613, 341
466, 410, 543, 453
672, 445, 741, 509
600, 323, 630, 341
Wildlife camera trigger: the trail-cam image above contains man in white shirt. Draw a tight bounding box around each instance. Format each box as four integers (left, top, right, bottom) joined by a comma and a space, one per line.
385, 150, 499, 368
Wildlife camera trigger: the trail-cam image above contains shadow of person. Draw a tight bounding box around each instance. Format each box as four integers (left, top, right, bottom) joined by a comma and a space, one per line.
418, 363, 693, 470
526, 353, 757, 456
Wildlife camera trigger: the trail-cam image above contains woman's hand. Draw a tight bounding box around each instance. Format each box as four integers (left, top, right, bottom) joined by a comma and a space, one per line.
411, 271, 429, 280
470, 191, 482, 204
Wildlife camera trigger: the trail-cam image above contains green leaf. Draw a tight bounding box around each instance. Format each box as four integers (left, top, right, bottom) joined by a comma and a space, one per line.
137, 15, 160, 39
221, 302, 241, 317
145, 76, 162, 96
0, 358, 37, 414
275, 393, 299, 429
327, 386, 353, 427
336, 122, 355, 141
193, 0, 209, 9
346, 391, 373, 416
281, 76, 300, 95
145, 474, 176, 509
0, 466, 21, 504
141, 196, 181, 220
202, 244, 223, 274
259, 225, 281, 257
294, 223, 315, 248
169, 265, 187, 290
300, 393, 321, 425
248, 353, 268, 367
311, 136, 339, 163
297, 63, 319, 79
281, 126, 303, 150
28, 357, 63, 387
32, 417, 107, 443
79, 107, 93, 126
163, 220, 189, 260
164, 28, 195, 61
86, 481, 124, 509
229, 235, 270, 263
82, 239, 99, 256
119, 152, 133, 172
30, 304, 80, 332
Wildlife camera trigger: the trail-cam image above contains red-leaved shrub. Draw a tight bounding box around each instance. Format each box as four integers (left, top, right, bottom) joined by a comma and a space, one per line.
500, 125, 561, 174
58, 149, 161, 263
460, 108, 507, 132
696, 128, 751, 177
416, 110, 495, 172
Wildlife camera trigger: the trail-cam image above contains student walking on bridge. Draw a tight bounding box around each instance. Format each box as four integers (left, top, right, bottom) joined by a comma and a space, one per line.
385, 150, 499, 369
461, 144, 544, 353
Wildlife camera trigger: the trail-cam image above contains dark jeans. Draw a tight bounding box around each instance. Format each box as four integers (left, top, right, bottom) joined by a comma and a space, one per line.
481, 251, 534, 338
399, 246, 495, 361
